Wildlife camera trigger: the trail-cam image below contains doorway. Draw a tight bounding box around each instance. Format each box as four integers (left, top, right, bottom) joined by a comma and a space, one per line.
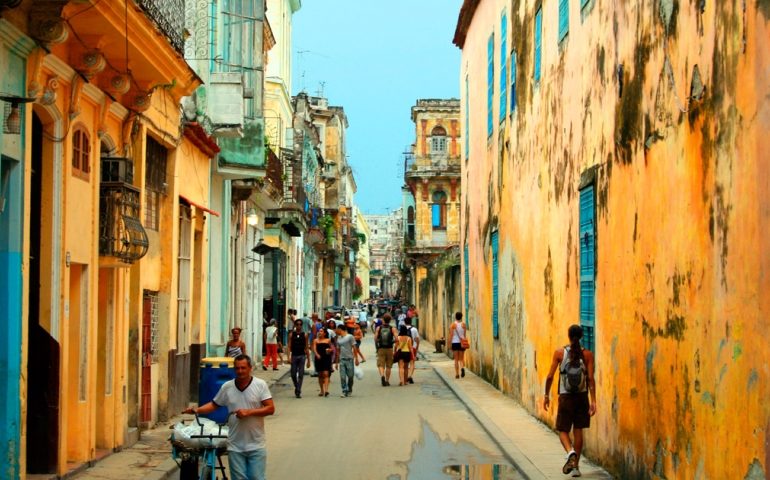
26, 112, 60, 474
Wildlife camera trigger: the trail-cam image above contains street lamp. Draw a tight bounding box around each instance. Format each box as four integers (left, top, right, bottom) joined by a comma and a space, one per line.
0, 94, 35, 135
245, 208, 259, 226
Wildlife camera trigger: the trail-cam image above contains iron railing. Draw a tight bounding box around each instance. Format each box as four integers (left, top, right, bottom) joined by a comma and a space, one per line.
265, 147, 284, 193
136, 0, 185, 54
99, 158, 149, 264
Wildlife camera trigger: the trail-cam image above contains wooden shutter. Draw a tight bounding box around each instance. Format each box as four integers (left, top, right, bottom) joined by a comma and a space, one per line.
492, 231, 499, 339
499, 12, 508, 122
579, 186, 595, 352
534, 9, 542, 82
559, 0, 569, 41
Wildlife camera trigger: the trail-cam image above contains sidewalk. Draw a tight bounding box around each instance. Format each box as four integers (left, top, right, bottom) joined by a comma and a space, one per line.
422, 349, 614, 480
70, 365, 290, 480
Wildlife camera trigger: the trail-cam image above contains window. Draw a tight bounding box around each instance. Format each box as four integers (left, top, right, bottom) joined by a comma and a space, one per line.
491, 231, 499, 338
177, 206, 192, 354
220, 0, 260, 118
559, 0, 569, 42
499, 11, 508, 122
145, 136, 167, 231
510, 50, 517, 113
72, 127, 91, 180
431, 190, 447, 229
431, 126, 447, 152
465, 75, 470, 159
464, 244, 469, 319
487, 33, 494, 137
534, 8, 543, 83
579, 185, 595, 352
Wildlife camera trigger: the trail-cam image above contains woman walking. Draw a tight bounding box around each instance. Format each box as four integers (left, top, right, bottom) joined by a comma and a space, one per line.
353, 322, 366, 363
226, 327, 246, 358
450, 312, 468, 379
313, 327, 333, 396
262, 319, 279, 370
395, 326, 413, 386
326, 319, 338, 368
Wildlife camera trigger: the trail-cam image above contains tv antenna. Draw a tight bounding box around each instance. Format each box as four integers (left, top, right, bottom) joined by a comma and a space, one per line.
316, 81, 326, 98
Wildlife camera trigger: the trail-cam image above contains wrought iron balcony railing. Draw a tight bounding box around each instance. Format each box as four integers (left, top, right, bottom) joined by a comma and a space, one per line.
265, 147, 284, 193
99, 157, 149, 264
136, 0, 185, 54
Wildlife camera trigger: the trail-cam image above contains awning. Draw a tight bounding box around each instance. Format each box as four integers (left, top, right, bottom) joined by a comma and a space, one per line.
179, 194, 219, 217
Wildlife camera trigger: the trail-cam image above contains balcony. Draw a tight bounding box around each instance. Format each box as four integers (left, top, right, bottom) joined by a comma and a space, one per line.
404, 163, 461, 180
216, 119, 266, 178
99, 158, 149, 266
136, 0, 185, 54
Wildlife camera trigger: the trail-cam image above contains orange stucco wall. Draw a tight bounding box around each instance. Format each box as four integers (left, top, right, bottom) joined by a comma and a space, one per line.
459, 0, 770, 478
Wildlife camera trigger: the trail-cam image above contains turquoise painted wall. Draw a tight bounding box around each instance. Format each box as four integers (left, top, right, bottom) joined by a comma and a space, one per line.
0, 22, 30, 480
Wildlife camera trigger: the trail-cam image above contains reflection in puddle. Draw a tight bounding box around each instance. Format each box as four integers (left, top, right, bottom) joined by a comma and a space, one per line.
443, 464, 522, 479
398, 418, 524, 479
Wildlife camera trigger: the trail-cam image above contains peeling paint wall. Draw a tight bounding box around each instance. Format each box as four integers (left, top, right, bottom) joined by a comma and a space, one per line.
417, 265, 462, 352
459, 0, 770, 478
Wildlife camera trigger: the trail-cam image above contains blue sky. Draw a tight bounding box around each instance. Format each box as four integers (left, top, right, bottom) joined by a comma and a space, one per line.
292, 0, 463, 215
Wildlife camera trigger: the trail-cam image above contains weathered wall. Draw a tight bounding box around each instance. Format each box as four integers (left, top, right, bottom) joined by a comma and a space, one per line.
417, 265, 462, 354
460, 0, 770, 478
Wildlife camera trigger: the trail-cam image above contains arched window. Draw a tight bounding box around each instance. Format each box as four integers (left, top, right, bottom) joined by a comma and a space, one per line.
431, 190, 447, 229
72, 126, 91, 180
407, 206, 414, 223
431, 125, 447, 152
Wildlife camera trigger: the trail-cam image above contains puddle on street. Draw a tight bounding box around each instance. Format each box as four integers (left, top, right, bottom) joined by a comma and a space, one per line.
392, 418, 524, 480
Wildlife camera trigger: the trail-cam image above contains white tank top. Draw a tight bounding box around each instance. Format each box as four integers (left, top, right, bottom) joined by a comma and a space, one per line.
452, 322, 466, 343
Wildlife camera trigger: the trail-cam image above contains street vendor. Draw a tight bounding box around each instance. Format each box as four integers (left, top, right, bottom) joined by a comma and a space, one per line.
184, 355, 275, 480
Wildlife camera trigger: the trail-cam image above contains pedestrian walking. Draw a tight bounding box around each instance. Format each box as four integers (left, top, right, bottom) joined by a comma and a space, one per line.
262, 319, 279, 371
326, 319, 338, 365
404, 317, 420, 384
184, 355, 275, 480
287, 319, 311, 398
543, 325, 597, 478
353, 322, 366, 363
335, 323, 360, 397
227, 327, 247, 358
449, 312, 468, 379
310, 314, 324, 377
395, 326, 413, 386
375, 314, 398, 387
313, 327, 333, 397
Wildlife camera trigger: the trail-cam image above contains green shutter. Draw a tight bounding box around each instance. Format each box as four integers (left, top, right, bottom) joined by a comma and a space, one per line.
559, 0, 569, 42
492, 231, 499, 339
534, 9, 542, 82
579, 186, 595, 352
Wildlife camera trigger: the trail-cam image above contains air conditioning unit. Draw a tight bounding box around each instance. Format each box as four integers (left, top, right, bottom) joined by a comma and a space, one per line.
322, 162, 336, 180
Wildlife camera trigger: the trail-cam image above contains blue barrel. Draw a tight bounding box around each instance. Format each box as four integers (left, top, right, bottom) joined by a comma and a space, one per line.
198, 357, 236, 423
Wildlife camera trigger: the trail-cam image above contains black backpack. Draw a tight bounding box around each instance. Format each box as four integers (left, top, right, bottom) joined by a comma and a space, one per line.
560, 346, 586, 393
378, 325, 394, 349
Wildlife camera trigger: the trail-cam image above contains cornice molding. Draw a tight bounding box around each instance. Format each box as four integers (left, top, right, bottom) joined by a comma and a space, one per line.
110, 101, 129, 120
43, 53, 77, 83
0, 19, 36, 57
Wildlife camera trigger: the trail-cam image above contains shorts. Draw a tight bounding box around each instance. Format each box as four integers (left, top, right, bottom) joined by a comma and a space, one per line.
377, 348, 394, 369
355, 340, 361, 348
556, 392, 591, 432
451, 342, 465, 351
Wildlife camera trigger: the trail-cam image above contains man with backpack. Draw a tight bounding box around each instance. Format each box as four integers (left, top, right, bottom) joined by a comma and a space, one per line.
543, 325, 597, 478
374, 314, 398, 387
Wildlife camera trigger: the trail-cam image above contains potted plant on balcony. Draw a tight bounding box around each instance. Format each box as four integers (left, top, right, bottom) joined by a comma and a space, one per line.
321, 215, 335, 245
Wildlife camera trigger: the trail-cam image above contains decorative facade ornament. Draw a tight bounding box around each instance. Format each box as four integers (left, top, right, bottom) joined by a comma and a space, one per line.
98, 97, 114, 139
39, 76, 60, 107
128, 92, 152, 113
450, 179, 458, 201
28, 1, 70, 47
421, 178, 430, 201
107, 74, 131, 95
77, 52, 106, 80
27, 47, 48, 99
69, 76, 85, 121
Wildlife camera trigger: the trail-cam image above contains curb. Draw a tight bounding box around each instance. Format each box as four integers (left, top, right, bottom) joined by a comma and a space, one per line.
141, 458, 179, 480
139, 370, 291, 480
433, 367, 547, 480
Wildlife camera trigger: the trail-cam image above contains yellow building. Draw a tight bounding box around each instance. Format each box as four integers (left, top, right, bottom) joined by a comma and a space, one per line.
453, 0, 770, 478
404, 99, 461, 303
0, 1, 212, 477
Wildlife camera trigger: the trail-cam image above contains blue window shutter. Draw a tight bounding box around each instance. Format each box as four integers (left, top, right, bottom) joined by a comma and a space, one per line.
432, 204, 440, 227
499, 13, 507, 122
491, 231, 499, 339
581, 0, 590, 9
488, 33, 494, 136
510, 51, 517, 112
464, 245, 470, 321
534, 9, 542, 82
579, 186, 595, 352
559, 0, 569, 41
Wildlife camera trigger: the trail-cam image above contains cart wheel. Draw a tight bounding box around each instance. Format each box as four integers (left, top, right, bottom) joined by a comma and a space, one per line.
201, 465, 213, 480
179, 457, 199, 480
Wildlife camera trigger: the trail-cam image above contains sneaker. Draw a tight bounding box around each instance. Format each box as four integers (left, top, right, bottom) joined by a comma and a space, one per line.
381, 375, 386, 387
572, 467, 581, 477
341, 394, 346, 398
262, 365, 267, 371
563, 450, 577, 474
461, 368, 465, 378
348, 389, 352, 396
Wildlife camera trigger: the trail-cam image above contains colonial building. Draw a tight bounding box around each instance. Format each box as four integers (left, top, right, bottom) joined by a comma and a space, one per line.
403, 99, 461, 304
451, 0, 770, 478
0, 0, 212, 476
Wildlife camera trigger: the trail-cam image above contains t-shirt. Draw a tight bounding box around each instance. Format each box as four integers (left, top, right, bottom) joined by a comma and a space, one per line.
397, 314, 407, 328
265, 326, 278, 345
408, 326, 420, 344
212, 377, 272, 452
337, 334, 356, 360
359, 312, 367, 323
301, 317, 312, 335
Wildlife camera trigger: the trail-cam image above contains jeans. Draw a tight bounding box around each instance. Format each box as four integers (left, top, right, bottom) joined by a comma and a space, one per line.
263, 344, 278, 368
228, 449, 266, 480
339, 358, 354, 395
290, 355, 306, 395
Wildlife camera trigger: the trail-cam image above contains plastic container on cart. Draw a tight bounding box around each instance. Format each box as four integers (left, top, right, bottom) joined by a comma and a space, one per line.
198, 357, 236, 423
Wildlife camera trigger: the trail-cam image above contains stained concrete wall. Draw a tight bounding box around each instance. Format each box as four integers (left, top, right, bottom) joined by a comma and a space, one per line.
458, 0, 770, 478
417, 265, 462, 355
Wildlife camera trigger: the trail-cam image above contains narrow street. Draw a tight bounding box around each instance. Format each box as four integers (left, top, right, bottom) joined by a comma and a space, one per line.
264, 337, 519, 479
